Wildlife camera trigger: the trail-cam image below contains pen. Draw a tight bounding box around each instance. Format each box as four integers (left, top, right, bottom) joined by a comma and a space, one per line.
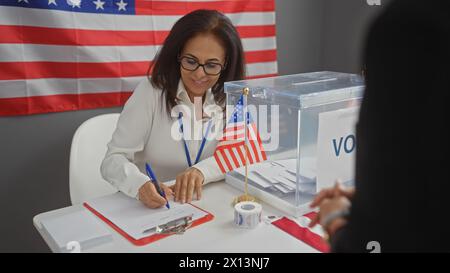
145, 163, 170, 209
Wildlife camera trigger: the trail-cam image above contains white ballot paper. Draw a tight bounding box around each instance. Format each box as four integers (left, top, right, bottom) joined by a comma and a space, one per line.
233, 165, 273, 188
276, 158, 317, 181
233, 158, 318, 194
85, 193, 207, 240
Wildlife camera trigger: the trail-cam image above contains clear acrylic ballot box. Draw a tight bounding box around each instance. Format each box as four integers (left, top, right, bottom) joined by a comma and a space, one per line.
224, 72, 365, 217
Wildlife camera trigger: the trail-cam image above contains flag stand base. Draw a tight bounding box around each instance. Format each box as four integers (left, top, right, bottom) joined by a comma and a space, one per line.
232, 194, 259, 206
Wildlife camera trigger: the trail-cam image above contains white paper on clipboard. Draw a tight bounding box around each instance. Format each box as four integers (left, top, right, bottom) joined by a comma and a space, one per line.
85, 192, 207, 240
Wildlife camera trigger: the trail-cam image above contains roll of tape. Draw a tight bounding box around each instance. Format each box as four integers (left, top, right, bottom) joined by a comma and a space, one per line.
234, 201, 262, 229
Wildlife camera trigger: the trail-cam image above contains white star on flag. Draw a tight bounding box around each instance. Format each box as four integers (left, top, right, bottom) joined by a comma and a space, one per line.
48, 0, 57, 6
17, 0, 29, 3
116, 0, 127, 11
93, 0, 105, 10
67, 0, 81, 8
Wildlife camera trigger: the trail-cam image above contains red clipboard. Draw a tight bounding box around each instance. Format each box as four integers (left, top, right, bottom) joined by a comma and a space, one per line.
83, 202, 214, 246
272, 212, 330, 253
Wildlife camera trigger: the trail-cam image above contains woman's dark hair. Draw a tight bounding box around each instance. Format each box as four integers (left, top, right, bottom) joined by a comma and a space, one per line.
148, 9, 246, 115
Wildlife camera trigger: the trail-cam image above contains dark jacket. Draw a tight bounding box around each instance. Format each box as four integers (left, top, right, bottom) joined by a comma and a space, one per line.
332, 0, 450, 252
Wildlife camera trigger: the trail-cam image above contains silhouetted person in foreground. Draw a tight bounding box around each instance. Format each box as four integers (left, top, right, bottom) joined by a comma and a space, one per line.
309, 0, 450, 252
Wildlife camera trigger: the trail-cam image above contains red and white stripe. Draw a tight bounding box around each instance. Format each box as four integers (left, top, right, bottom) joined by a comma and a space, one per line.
214, 122, 267, 174
272, 212, 330, 253
0, 0, 277, 116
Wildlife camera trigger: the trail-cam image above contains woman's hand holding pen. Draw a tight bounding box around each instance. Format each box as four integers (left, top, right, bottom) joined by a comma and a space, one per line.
138, 181, 173, 209
172, 167, 204, 204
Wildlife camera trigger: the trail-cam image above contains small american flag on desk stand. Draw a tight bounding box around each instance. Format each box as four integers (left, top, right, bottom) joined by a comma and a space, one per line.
214, 88, 266, 203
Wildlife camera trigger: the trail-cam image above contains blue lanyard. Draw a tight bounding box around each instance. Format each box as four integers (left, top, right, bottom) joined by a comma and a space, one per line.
178, 112, 212, 167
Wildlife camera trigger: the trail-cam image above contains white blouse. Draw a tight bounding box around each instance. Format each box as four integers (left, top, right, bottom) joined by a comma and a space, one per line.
100, 79, 225, 199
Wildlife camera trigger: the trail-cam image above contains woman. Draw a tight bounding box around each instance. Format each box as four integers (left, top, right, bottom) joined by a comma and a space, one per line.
101, 10, 245, 208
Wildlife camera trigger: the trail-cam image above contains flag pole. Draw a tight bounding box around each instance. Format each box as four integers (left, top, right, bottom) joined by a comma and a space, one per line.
243, 87, 249, 197
234, 87, 257, 204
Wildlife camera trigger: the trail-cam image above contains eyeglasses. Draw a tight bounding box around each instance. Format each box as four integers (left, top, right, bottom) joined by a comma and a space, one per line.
179, 56, 224, 76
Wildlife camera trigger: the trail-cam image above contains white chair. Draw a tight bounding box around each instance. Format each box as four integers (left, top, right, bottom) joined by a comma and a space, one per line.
69, 113, 119, 205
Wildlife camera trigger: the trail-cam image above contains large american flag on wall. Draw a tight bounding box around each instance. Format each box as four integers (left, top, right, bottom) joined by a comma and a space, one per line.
0, 0, 277, 116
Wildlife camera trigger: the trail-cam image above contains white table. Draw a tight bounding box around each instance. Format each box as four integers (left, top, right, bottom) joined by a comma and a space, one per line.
33, 181, 318, 253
